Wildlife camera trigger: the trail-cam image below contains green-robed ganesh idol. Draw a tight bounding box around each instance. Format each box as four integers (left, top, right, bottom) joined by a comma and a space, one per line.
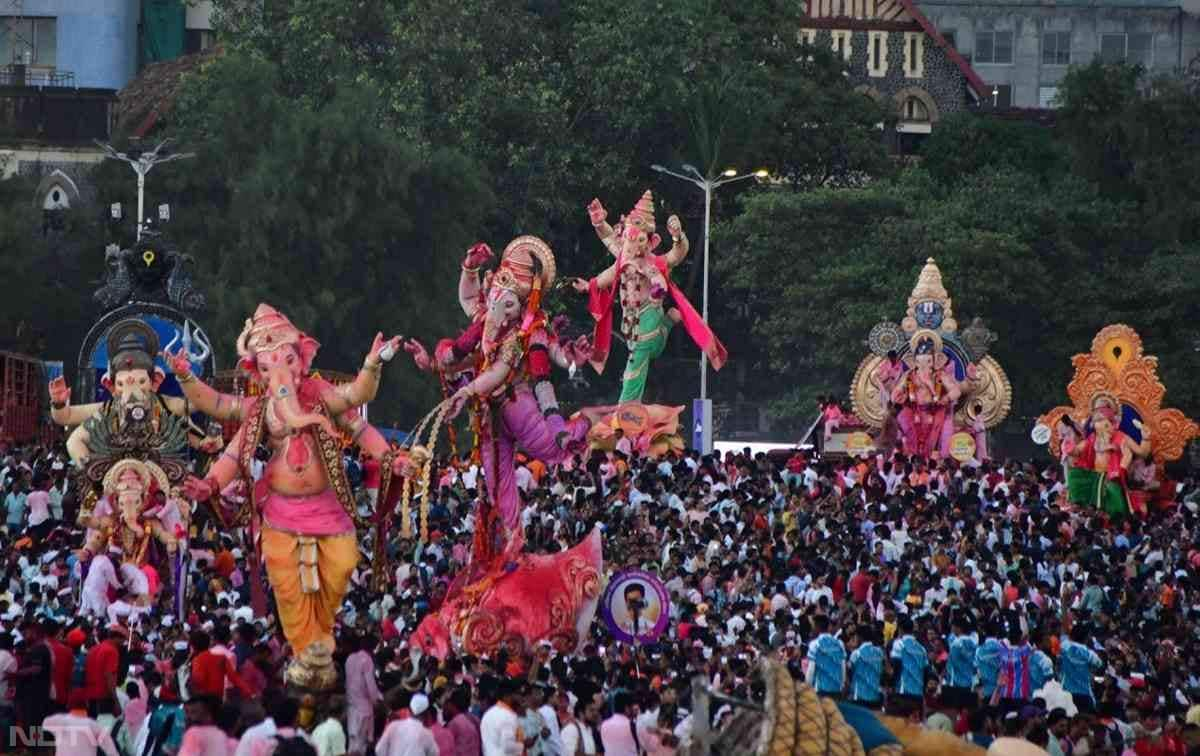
574, 191, 727, 403
1036, 324, 1199, 519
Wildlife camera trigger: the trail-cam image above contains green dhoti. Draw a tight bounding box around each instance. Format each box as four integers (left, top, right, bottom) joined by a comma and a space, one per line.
1067, 467, 1128, 518
619, 306, 672, 403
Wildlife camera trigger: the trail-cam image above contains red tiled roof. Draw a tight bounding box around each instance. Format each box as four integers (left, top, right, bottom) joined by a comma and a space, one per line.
114, 47, 220, 138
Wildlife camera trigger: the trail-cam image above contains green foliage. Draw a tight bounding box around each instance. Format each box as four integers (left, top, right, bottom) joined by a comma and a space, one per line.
205, 0, 892, 276
0, 176, 94, 357
89, 54, 495, 424
919, 112, 1065, 189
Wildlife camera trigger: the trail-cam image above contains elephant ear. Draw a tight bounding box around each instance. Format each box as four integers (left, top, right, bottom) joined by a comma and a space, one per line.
298, 335, 321, 372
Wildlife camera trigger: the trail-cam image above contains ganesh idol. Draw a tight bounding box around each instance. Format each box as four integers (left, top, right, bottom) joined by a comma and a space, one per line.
1062, 397, 1152, 518
575, 190, 726, 403
409, 236, 603, 659
1036, 325, 1199, 521
167, 304, 418, 689
48, 319, 220, 466
890, 332, 961, 458
78, 458, 182, 607
441, 236, 593, 543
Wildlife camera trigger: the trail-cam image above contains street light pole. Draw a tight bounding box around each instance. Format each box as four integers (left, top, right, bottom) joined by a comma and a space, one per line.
96, 139, 195, 241
651, 163, 765, 403
700, 180, 712, 401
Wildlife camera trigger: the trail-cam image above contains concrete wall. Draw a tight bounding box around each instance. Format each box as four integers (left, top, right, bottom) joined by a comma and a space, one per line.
20, 0, 138, 90
185, 0, 213, 30
916, 0, 1198, 107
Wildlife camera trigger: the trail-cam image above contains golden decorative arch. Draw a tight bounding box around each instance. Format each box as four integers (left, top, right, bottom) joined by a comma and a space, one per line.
1037, 324, 1199, 464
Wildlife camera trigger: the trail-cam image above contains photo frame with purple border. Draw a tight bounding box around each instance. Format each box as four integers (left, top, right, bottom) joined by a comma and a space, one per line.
600, 569, 670, 644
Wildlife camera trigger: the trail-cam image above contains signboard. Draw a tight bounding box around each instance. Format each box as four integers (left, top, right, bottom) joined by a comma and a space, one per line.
948, 432, 977, 462
600, 569, 670, 645
845, 431, 875, 457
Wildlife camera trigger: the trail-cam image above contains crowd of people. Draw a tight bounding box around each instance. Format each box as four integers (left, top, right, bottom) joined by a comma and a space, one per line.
0, 438, 1199, 756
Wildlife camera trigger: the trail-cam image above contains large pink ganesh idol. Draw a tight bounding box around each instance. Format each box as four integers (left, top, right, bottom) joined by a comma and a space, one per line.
167, 304, 417, 689
407, 237, 603, 658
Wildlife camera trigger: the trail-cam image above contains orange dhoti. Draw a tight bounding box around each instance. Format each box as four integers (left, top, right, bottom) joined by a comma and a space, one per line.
261, 526, 358, 656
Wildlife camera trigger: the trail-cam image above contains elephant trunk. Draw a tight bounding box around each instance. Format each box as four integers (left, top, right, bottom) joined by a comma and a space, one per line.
268, 371, 336, 438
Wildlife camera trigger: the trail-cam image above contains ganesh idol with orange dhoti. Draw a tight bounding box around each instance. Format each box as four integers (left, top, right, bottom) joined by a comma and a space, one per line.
167, 304, 418, 689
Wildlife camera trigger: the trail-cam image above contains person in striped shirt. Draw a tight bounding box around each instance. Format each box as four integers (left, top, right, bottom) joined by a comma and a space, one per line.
890, 617, 928, 712
943, 616, 978, 710
1058, 625, 1103, 713
849, 625, 885, 709
807, 615, 847, 697
997, 628, 1035, 710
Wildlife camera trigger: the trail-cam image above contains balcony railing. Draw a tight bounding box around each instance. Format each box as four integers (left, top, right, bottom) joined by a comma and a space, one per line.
0, 65, 76, 88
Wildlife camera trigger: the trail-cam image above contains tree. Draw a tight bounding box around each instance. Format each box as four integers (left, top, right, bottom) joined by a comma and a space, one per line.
713, 167, 1152, 431
86, 54, 496, 424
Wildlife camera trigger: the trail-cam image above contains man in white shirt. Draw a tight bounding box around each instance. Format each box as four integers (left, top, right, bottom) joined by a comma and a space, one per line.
481, 681, 524, 756
560, 698, 599, 754
42, 690, 119, 756
376, 693, 438, 756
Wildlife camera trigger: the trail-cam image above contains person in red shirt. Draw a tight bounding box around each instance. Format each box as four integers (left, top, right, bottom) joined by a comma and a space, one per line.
43, 618, 74, 712
188, 630, 253, 701
84, 625, 124, 711
362, 454, 381, 509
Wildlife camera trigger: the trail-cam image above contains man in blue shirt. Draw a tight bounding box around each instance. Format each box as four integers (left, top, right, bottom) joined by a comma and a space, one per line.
1058, 625, 1103, 713
848, 624, 885, 709
1029, 631, 1056, 693
975, 624, 1005, 701
890, 617, 928, 715
807, 614, 847, 697
943, 615, 978, 710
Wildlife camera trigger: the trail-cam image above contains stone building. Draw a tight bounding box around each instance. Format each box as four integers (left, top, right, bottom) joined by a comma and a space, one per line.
801, 0, 990, 153
914, 0, 1200, 109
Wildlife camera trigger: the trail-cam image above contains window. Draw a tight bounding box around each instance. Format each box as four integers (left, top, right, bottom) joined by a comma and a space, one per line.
903, 96, 930, 122
904, 32, 924, 78
1042, 31, 1070, 65
185, 29, 216, 55
975, 30, 1013, 64
868, 31, 889, 77
831, 30, 852, 61
1101, 33, 1153, 66
0, 16, 56, 66
1128, 33, 1153, 66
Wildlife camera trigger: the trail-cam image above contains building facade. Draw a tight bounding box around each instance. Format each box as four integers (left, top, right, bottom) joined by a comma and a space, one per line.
801, 0, 989, 152
914, 0, 1200, 109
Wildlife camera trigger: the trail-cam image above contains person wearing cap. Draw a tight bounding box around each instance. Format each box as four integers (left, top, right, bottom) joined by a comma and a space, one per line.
375, 690, 437, 756
42, 688, 119, 756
